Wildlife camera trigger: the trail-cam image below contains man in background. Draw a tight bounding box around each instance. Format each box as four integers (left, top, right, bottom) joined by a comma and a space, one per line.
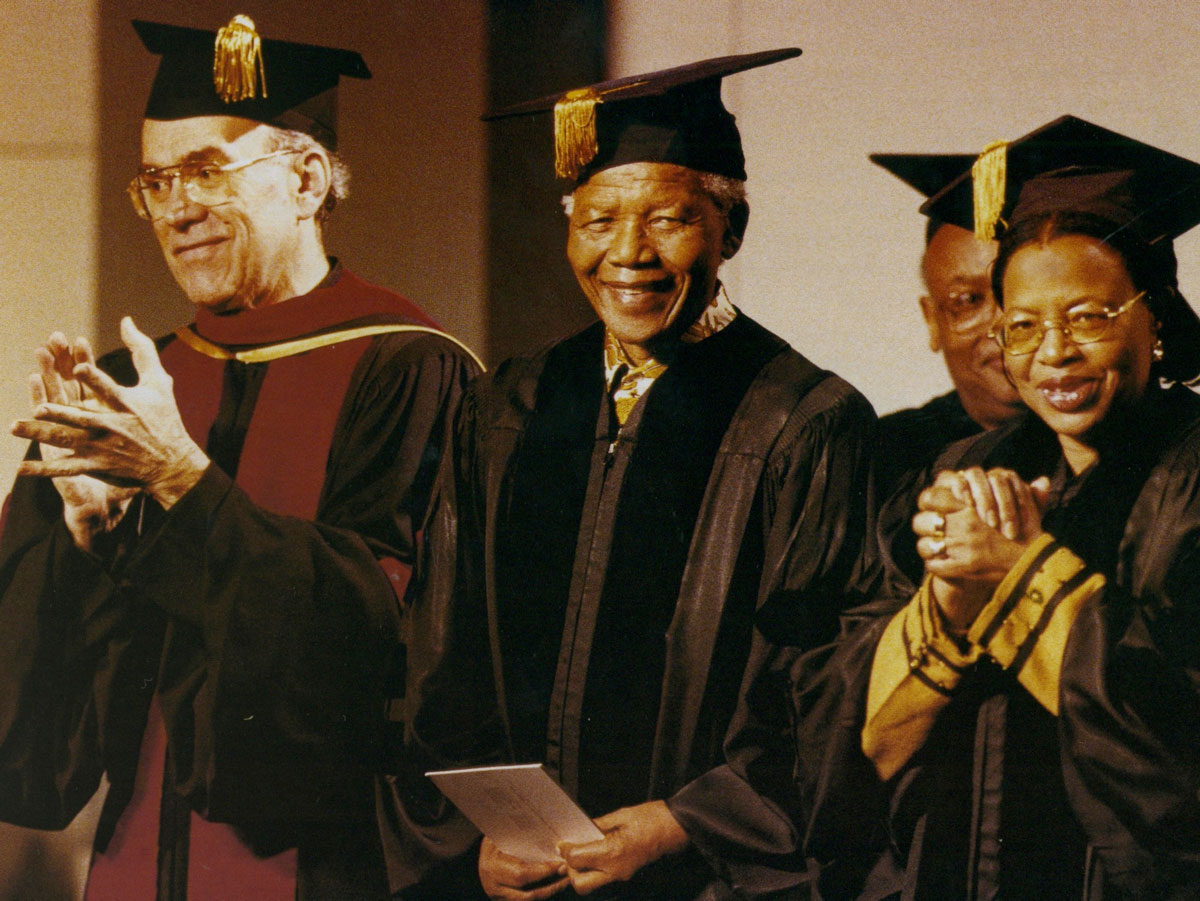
869, 152, 1024, 588
0, 15, 478, 898
871, 153, 1023, 496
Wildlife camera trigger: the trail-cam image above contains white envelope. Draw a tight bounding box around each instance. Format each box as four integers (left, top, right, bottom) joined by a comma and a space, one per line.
426, 763, 604, 861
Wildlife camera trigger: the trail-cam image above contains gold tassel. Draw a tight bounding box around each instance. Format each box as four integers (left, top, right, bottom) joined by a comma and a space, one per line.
554, 88, 602, 180
213, 14, 267, 103
972, 140, 1008, 240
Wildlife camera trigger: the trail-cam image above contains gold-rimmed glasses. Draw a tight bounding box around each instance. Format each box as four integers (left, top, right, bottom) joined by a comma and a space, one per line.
989, 291, 1148, 355
938, 290, 999, 334
127, 149, 300, 220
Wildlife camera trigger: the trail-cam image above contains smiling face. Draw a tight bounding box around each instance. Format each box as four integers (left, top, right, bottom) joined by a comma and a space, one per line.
920, 223, 1022, 429
1000, 233, 1157, 471
566, 162, 738, 363
141, 116, 309, 312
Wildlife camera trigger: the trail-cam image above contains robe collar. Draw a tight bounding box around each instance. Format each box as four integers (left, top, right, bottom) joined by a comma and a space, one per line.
190, 259, 439, 348
603, 284, 737, 423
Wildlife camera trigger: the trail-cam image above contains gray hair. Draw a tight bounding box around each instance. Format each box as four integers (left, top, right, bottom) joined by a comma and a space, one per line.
697, 172, 748, 215
267, 127, 350, 222
561, 172, 747, 218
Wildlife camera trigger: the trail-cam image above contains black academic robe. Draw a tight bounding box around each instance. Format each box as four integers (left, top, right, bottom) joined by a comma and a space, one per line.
876, 390, 982, 500
390, 315, 875, 898
873, 391, 986, 593
797, 385, 1200, 900
0, 266, 478, 899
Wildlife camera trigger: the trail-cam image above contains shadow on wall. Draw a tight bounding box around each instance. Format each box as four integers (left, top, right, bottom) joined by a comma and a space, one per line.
485, 0, 607, 363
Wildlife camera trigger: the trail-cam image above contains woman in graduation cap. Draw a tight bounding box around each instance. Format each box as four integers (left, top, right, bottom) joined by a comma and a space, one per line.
796, 116, 1200, 899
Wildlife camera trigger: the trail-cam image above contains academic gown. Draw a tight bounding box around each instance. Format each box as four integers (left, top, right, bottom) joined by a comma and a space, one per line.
873, 391, 986, 594
797, 384, 1200, 900
876, 390, 982, 501
0, 265, 479, 899
389, 314, 875, 898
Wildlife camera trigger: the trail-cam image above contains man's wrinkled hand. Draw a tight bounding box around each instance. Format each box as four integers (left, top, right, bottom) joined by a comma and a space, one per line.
21, 332, 136, 550
557, 801, 690, 895
478, 836, 569, 900
12, 317, 209, 510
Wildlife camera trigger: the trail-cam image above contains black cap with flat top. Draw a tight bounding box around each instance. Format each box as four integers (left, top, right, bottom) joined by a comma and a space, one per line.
133, 16, 370, 150
870, 153, 977, 201
872, 153, 979, 243
920, 115, 1200, 245
484, 47, 801, 182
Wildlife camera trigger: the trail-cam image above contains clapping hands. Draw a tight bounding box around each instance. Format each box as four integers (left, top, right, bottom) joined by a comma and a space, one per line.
16, 331, 138, 550
12, 318, 209, 548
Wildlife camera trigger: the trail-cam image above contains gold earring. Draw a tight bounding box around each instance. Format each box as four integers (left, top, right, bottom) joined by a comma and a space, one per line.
1153, 337, 1165, 362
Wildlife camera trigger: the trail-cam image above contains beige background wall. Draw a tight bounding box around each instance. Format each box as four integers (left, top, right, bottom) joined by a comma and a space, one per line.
1, 1, 101, 493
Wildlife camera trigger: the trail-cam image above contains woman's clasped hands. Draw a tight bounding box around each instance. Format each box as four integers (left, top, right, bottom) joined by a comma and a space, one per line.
912, 466, 1052, 633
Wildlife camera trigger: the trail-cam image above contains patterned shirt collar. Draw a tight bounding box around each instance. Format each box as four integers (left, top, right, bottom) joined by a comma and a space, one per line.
681, 282, 737, 345
603, 285, 737, 425
603, 283, 737, 389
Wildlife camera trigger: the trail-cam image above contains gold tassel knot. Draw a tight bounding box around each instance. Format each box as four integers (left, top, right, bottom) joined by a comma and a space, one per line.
213, 14, 267, 103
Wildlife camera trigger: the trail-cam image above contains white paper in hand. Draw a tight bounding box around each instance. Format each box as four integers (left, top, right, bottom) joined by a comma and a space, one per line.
426, 763, 604, 861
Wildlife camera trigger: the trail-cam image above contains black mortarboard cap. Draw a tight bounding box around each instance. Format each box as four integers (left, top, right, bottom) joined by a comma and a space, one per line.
134, 16, 370, 150
872, 153, 979, 244
921, 115, 1200, 246
484, 48, 801, 182
870, 153, 977, 201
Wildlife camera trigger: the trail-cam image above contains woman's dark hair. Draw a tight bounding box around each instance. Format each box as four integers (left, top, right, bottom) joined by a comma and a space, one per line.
991, 211, 1200, 383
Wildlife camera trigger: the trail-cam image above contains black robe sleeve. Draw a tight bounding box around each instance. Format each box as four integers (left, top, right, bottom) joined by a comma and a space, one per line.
666, 381, 877, 896
792, 605, 906, 898
0, 469, 144, 828
798, 412, 1200, 899
1057, 432, 1200, 893
375, 378, 510, 892
0, 350, 154, 829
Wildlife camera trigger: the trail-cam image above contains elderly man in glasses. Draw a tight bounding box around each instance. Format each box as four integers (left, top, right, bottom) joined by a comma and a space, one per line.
862, 155, 1025, 591
871, 155, 1024, 498
0, 16, 477, 900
